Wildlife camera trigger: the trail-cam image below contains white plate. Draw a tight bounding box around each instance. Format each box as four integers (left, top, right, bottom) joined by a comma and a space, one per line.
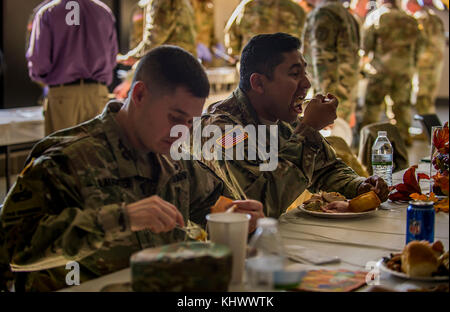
377, 259, 449, 282
298, 204, 378, 219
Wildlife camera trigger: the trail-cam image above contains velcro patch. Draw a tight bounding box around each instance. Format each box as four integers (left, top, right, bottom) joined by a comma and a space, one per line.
216, 126, 248, 149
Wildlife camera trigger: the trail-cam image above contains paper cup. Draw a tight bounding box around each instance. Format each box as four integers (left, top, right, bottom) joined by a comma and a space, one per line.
206, 213, 250, 285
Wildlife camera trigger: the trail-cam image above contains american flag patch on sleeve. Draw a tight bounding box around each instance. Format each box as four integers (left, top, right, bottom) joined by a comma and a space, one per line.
216, 126, 248, 149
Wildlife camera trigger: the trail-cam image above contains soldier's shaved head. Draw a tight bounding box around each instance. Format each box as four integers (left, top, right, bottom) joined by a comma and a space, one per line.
133, 45, 210, 99
239, 33, 302, 92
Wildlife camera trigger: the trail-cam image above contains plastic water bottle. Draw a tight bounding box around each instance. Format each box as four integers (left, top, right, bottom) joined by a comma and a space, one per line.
246, 218, 285, 291
371, 131, 393, 186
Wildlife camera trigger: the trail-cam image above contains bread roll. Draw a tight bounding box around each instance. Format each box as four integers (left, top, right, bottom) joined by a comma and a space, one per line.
401, 241, 439, 277
348, 191, 381, 212
211, 196, 234, 213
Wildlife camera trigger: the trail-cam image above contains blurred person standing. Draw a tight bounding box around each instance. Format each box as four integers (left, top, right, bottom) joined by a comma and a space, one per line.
27, 0, 118, 136
360, 0, 422, 146
224, 0, 306, 59
403, 0, 446, 115
190, 0, 226, 67
118, 0, 197, 63
302, 0, 361, 126
115, 0, 197, 100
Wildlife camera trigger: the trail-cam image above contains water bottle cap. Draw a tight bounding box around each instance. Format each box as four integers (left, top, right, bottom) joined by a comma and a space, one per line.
257, 218, 278, 228
378, 131, 387, 137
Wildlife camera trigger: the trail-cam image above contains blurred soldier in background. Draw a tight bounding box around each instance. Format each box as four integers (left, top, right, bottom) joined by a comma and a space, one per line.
302, 0, 361, 126
224, 0, 306, 59
128, 0, 146, 50
118, 0, 197, 62
403, 0, 446, 115
360, 0, 422, 146
190, 0, 229, 67
115, 0, 197, 99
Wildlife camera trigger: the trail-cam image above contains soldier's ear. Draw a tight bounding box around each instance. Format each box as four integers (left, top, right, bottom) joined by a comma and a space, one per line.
249, 73, 264, 94
131, 81, 146, 108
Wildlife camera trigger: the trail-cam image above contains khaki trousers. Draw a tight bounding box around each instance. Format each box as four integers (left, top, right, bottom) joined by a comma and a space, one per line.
45, 82, 109, 135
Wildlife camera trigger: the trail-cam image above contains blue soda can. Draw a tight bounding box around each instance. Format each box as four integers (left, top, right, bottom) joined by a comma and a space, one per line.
406, 201, 435, 244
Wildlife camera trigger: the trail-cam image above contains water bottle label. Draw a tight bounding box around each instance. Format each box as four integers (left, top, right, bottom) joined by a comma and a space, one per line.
372, 154, 393, 165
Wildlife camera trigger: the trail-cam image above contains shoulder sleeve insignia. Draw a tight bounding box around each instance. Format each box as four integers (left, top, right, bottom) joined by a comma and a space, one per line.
216, 126, 248, 149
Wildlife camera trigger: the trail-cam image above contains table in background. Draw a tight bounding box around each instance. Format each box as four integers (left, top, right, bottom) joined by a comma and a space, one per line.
0, 106, 44, 191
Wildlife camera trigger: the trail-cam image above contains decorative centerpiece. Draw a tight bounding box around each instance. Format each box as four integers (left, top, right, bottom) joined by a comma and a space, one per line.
430, 122, 449, 197
389, 165, 448, 213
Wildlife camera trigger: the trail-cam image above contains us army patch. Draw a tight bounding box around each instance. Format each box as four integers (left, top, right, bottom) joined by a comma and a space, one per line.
216, 126, 248, 149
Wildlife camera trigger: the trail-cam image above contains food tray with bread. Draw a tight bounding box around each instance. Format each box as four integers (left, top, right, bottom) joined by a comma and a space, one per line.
377, 240, 449, 281
298, 191, 380, 219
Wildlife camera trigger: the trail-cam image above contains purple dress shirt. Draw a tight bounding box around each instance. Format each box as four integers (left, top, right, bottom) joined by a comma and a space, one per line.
26, 0, 118, 86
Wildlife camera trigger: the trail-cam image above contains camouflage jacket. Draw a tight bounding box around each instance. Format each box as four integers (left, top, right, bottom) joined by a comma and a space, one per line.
224, 0, 306, 57
413, 8, 446, 71
198, 88, 365, 218
362, 4, 421, 76
190, 0, 216, 48
302, 0, 360, 120
125, 0, 197, 58
0, 101, 224, 291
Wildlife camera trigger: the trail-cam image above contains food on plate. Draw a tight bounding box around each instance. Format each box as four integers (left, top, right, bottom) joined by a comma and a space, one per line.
211, 196, 234, 213
303, 191, 379, 213
401, 241, 439, 277
348, 191, 381, 213
383, 240, 449, 278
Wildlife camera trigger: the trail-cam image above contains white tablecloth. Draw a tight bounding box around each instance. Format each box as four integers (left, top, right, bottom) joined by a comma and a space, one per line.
0, 106, 44, 146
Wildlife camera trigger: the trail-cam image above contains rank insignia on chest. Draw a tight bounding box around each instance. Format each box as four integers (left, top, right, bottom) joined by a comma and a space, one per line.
216, 126, 248, 149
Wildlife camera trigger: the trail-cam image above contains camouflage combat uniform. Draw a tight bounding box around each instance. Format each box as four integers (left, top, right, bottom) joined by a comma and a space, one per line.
190, 0, 215, 50
360, 3, 422, 144
412, 8, 446, 115
224, 0, 306, 57
197, 88, 366, 218
302, 0, 361, 123
0, 101, 225, 292
129, 1, 145, 50
124, 0, 197, 58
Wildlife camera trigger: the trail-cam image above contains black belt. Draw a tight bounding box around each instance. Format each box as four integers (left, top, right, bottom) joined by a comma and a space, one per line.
49, 79, 105, 88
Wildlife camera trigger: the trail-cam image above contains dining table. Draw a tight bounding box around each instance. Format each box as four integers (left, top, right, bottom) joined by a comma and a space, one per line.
60, 162, 449, 292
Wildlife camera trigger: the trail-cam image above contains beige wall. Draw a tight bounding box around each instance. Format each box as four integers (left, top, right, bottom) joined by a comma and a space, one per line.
214, 0, 240, 45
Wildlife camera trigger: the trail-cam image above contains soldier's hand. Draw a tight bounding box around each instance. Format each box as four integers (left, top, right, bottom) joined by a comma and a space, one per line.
302, 93, 338, 130
232, 200, 265, 233
126, 195, 185, 233
117, 54, 138, 66
357, 175, 389, 202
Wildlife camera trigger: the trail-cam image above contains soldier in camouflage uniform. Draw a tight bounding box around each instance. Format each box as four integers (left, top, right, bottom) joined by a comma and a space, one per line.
0, 47, 263, 292
403, 0, 446, 115
197, 33, 389, 218
119, 0, 197, 61
115, 0, 197, 100
224, 0, 306, 58
302, 0, 361, 124
189, 0, 221, 66
360, 0, 422, 146
129, 1, 146, 50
